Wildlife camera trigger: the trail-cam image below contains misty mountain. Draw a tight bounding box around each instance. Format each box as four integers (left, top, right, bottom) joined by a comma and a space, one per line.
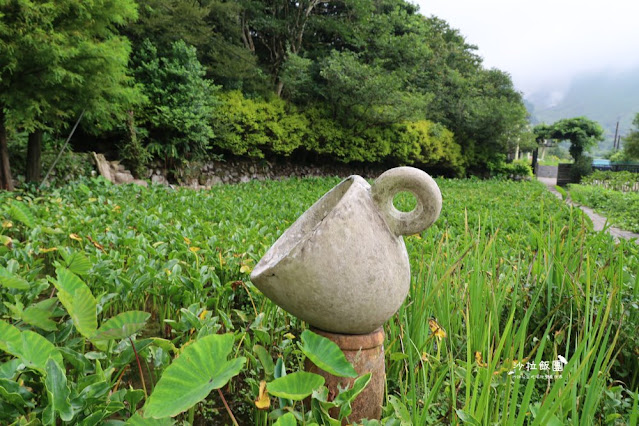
526, 68, 639, 153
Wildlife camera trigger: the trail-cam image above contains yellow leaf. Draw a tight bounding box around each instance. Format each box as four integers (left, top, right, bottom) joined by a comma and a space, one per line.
0, 235, 12, 248
218, 252, 225, 266
165, 269, 172, 276
153, 241, 165, 248
240, 264, 252, 274
183, 236, 191, 245
88, 197, 98, 202
189, 246, 201, 253
39, 247, 58, 253
428, 318, 446, 340
475, 351, 487, 367
255, 381, 270, 410
199, 309, 208, 320
284, 332, 296, 340
69, 233, 82, 241
2, 220, 13, 228
112, 205, 121, 212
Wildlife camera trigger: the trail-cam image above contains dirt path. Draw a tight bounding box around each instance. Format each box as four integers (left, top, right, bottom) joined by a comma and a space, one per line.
537, 177, 639, 243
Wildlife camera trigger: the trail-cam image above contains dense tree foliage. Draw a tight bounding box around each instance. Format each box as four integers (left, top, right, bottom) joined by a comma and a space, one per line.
1, 0, 535, 188
0, 0, 139, 188
622, 113, 639, 159
534, 117, 604, 160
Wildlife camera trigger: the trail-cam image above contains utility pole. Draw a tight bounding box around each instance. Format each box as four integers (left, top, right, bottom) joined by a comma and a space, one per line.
613, 120, 620, 150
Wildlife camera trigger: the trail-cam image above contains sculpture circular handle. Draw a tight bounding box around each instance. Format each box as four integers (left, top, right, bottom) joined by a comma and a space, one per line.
371, 167, 442, 236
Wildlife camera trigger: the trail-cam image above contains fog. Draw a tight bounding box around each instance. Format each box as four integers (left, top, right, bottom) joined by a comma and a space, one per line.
414, 0, 639, 96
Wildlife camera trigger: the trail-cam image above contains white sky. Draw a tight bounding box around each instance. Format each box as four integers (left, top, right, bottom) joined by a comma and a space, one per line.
413, 0, 639, 96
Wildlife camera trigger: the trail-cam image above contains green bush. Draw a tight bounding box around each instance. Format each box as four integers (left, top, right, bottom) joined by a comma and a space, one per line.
489, 158, 532, 179
569, 155, 593, 183
212, 91, 308, 157
132, 40, 218, 168
211, 92, 465, 175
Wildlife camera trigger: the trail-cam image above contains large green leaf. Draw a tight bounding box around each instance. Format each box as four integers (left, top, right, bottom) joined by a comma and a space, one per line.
22, 304, 58, 331
0, 266, 30, 289
60, 250, 92, 276
125, 413, 175, 425
43, 358, 74, 424
267, 371, 325, 401
5, 300, 58, 331
300, 330, 357, 378
9, 201, 35, 228
0, 378, 35, 410
0, 320, 63, 373
93, 311, 150, 341
53, 268, 97, 339
143, 333, 246, 419
273, 412, 297, 426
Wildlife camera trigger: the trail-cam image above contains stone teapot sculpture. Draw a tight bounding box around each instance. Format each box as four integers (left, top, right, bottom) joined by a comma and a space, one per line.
250, 167, 442, 334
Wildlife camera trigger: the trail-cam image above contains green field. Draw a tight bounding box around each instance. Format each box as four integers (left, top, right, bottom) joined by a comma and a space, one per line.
1, 177, 637, 424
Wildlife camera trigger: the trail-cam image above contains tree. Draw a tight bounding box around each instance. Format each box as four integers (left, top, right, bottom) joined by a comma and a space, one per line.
0, 0, 140, 188
621, 113, 639, 159
541, 117, 604, 160
131, 40, 218, 170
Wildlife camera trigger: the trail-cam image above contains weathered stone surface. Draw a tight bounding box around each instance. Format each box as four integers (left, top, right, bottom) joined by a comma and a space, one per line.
113, 171, 134, 184
151, 174, 168, 185
250, 167, 442, 334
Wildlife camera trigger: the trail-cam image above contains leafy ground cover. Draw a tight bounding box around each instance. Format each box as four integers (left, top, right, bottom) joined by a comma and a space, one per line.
569, 183, 639, 233
0, 177, 638, 424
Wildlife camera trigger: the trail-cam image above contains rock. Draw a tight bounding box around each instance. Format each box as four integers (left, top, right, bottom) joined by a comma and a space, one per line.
151, 174, 168, 185
133, 179, 149, 187
113, 171, 134, 184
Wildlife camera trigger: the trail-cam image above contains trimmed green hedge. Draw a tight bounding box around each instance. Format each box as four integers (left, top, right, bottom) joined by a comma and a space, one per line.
212, 91, 465, 176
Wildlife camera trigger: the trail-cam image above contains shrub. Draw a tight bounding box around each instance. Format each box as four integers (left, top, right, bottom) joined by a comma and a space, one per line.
489, 158, 532, 179
132, 40, 218, 168
212, 91, 309, 158
211, 92, 466, 175
570, 155, 593, 183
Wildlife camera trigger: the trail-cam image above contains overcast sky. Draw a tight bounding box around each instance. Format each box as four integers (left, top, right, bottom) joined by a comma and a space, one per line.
413, 0, 639, 96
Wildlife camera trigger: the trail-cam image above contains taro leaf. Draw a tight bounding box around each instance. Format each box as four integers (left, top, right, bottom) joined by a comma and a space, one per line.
143, 333, 246, 419
273, 412, 297, 426
22, 305, 58, 331
0, 378, 35, 410
9, 201, 35, 228
0, 266, 29, 289
43, 358, 74, 424
253, 344, 275, 377
76, 411, 107, 426
53, 268, 97, 340
267, 371, 325, 401
60, 250, 92, 276
335, 373, 371, 405
93, 311, 151, 341
125, 412, 175, 425
274, 357, 292, 408
335, 373, 372, 420
0, 320, 63, 373
300, 330, 357, 378
0, 359, 22, 379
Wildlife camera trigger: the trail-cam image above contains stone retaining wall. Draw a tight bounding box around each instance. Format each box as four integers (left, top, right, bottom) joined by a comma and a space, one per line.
536, 165, 558, 178
147, 159, 391, 189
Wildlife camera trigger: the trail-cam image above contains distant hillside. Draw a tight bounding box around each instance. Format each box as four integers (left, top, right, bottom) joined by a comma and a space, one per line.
526, 68, 639, 154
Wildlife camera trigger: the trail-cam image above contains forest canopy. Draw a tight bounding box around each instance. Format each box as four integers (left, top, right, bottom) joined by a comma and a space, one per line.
1, 0, 533, 185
